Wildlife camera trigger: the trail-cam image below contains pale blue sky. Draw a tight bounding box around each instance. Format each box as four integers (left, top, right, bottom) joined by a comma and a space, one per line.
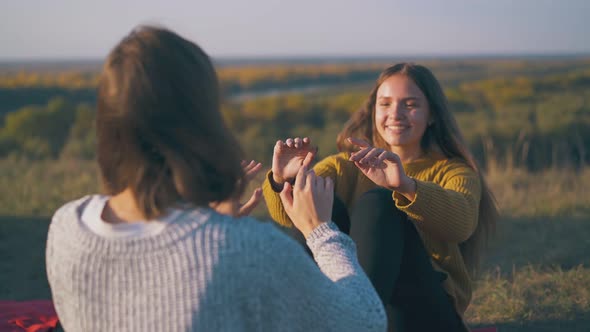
1, 0, 588, 59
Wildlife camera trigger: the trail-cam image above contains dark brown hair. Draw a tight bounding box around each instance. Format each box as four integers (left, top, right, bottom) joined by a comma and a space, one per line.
97, 26, 245, 219
337, 63, 498, 274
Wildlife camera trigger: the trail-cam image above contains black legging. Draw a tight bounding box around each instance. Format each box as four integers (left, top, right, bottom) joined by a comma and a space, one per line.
293, 188, 464, 331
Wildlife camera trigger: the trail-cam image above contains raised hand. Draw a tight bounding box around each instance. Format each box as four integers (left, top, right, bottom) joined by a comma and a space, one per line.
272, 137, 317, 185
279, 154, 334, 238
237, 160, 264, 216
348, 137, 415, 195
211, 160, 264, 217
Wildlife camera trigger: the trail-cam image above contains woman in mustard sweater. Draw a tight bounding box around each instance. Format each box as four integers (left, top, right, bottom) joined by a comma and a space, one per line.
263, 63, 498, 331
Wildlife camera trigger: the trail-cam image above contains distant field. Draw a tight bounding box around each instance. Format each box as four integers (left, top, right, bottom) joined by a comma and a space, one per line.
2, 57, 589, 170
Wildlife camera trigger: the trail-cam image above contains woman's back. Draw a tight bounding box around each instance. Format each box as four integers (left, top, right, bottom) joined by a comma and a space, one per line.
46, 26, 386, 332
47, 195, 386, 331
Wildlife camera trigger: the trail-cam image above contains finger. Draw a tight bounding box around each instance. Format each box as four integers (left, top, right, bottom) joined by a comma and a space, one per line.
238, 188, 263, 217
319, 176, 335, 221
325, 176, 334, 192
294, 163, 308, 190
274, 140, 285, 153
324, 176, 334, 208
294, 137, 302, 149
349, 147, 371, 162
347, 137, 371, 148
315, 174, 324, 193
279, 182, 294, 210
302, 137, 310, 145
245, 162, 263, 181
373, 151, 389, 166
243, 159, 256, 172
286, 138, 294, 148
360, 148, 383, 166
243, 160, 255, 171
241, 160, 248, 167
353, 161, 370, 172
301, 151, 315, 169
306, 169, 317, 191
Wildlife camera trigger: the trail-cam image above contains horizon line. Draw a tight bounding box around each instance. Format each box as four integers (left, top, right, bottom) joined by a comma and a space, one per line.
1, 51, 590, 64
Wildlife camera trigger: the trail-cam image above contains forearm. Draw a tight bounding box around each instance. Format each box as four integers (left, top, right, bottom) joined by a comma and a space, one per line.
306, 222, 362, 281
394, 178, 480, 242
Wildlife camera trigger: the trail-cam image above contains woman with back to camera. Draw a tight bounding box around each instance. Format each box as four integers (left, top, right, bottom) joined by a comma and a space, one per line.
45, 25, 387, 332
263, 63, 499, 331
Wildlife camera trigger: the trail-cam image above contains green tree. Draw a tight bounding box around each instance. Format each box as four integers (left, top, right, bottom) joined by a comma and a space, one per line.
60, 104, 96, 159
0, 97, 76, 158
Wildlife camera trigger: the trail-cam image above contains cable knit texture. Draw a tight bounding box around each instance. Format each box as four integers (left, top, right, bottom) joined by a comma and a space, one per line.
46, 195, 386, 332
263, 151, 482, 315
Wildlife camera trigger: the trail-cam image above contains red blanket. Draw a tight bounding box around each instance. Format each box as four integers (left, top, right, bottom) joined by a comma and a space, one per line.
0, 300, 58, 332
0, 299, 499, 332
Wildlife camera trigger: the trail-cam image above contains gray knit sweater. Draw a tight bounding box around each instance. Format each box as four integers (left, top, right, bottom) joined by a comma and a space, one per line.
46, 195, 386, 331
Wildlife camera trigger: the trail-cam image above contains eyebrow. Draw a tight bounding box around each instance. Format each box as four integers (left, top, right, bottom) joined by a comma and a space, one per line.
377, 96, 420, 101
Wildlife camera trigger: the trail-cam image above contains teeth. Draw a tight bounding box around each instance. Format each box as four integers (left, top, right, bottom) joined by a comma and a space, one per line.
387, 126, 406, 130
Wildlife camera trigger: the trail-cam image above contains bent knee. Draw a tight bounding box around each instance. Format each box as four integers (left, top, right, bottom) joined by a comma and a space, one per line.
354, 188, 407, 222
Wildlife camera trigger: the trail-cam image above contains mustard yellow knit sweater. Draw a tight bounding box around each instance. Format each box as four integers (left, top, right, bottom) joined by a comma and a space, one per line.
262, 151, 482, 314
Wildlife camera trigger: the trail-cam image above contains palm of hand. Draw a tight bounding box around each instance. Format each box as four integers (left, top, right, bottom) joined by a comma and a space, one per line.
357, 160, 403, 189
273, 147, 314, 181
347, 137, 410, 191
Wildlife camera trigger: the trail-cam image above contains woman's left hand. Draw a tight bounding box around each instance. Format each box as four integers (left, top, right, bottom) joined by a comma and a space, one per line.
211, 160, 264, 217
348, 138, 416, 196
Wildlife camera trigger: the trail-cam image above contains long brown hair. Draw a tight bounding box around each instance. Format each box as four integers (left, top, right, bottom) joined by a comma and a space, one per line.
97, 26, 245, 219
337, 63, 498, 274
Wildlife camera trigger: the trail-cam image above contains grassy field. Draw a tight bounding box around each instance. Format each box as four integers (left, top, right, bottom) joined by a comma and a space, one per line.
1, 158, 589, 331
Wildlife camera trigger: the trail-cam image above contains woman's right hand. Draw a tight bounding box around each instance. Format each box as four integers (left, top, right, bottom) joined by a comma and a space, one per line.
279, 154, 334, 238
272, 137, 317, 185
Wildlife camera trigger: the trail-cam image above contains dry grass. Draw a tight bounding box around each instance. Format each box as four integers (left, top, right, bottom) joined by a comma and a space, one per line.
467, 266, 590, 324
0, 157, 98, 216
466, 165, 590, 330
486, 166, 590, 218
1, 158, 590, 330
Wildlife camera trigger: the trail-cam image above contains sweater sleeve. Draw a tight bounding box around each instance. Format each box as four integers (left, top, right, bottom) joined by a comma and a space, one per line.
256, 222, 387, 332
393, 160, 482, 243
262, 153, 346, 227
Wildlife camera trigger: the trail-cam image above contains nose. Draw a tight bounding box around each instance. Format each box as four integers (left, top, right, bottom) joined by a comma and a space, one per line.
390, 102, 405, 120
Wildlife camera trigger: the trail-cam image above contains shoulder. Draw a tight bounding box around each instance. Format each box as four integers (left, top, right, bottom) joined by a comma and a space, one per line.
431, 156, 478, 178
48, 195, 110, 252
50, 195, 96, 230
417, 152, 480, 185
46, 195, 97, 266
430, 158, 482, 195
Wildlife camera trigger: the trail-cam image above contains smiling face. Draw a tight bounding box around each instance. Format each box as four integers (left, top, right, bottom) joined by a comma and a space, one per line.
374, 74, 431, 154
